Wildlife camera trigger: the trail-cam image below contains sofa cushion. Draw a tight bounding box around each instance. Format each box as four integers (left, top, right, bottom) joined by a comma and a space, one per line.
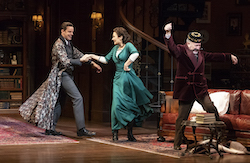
208, 89, 241, 115
161, 113, 250, 134
240, 90, 250, 115
191, 91, 230, 115
221, 114, 250, 131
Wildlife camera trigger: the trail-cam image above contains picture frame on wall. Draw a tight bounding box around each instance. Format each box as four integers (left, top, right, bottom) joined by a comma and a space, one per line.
196, 1, 211, 24
227, 13, 242, 36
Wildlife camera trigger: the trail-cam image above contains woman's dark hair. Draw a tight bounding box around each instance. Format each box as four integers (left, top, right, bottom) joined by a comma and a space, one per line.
113, 27, 131, 43
61, 22, 74, 31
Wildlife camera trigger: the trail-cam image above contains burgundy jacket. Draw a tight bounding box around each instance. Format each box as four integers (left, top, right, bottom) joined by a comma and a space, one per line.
165, 35, 232, 102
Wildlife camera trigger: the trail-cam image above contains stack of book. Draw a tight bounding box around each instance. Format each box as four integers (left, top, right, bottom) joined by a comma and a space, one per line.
10, 92, 22, 100
196, 113, 216, 124
0, 30, 8, 44
0, 79, 15, 88
10, 101, 22, 109
0, 68, 10, 75
0, 102, 9, 109
0, 91, 9, 99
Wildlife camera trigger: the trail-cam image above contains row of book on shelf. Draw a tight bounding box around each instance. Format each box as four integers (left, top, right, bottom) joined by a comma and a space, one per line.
0, 78, 22, 89
0, 68, 22, 76
0, 27, 22, 45
0, 91, 22, 100
0, 101, 22, 109
0, 30, 8, 44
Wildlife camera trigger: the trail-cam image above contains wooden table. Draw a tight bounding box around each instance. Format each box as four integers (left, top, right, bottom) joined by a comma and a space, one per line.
181, 120, 226, 158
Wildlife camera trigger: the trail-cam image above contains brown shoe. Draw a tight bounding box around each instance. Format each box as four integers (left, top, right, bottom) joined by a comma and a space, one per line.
77, 128, 96, 137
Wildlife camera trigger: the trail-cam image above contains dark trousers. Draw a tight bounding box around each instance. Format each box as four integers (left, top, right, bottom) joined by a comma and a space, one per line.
53, 72, 85, 131
174, 94, 220, 146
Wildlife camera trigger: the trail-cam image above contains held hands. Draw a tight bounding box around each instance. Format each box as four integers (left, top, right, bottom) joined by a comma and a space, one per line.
80, 54, 102, 73
80, 54, 91, 62
231, 55, 238, 65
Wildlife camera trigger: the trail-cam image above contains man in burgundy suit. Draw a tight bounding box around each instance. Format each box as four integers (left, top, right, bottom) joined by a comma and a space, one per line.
163, 23, 238, 150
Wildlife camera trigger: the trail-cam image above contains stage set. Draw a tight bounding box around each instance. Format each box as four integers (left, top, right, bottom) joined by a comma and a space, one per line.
0, 113, 250, 163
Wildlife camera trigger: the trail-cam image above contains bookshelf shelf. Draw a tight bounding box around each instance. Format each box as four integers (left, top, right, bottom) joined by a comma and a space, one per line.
0, 109, 19, 114
0, 75, 22, 78
0, 64, 23, 67
0, 88, 22, 91
0, 99, 22, 102
0, 44, 23, 48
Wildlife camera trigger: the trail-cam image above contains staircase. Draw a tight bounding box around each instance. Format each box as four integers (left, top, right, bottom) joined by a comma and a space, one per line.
119, 0, 206, 108
120, 0, 169, 109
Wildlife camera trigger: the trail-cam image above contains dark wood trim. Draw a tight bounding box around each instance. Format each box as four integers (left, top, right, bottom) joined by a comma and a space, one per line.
119, 0, 169, 53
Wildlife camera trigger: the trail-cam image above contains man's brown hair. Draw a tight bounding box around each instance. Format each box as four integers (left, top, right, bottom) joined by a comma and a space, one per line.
61, 22, 74, 31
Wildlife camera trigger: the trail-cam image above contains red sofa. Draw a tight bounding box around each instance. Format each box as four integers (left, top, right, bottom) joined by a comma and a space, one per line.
158, 89, 250, 147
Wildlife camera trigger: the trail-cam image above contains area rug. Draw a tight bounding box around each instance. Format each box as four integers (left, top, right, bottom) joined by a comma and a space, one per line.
87, 134, 187, 158
0, 116, 79, 145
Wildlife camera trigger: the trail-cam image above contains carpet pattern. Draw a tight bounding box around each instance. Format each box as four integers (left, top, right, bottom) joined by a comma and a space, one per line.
87, 134, 187, 158
0, 116, 78, 145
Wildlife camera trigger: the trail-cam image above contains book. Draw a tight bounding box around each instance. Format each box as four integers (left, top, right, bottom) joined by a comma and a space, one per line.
9, 101, 22, 109
10, 92, 22, 100
196, 113, 216, 124
0, 102, 9, 109
196, 113, 215, 117
2, 30, 8, 44
0, 91, 10, 99
0, 68, 10, 75
0, 79, 15, 88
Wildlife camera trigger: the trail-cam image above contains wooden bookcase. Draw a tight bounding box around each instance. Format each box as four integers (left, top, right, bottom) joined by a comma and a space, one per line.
0, 11, 27, 113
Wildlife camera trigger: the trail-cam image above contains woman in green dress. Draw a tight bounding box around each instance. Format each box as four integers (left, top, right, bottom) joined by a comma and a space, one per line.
89, 27, 153, 141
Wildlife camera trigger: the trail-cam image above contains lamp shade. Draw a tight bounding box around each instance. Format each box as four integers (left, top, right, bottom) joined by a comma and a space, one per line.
91, 12, 102, 19
91, 12, 97, 19
37, 15, 43, 22
32, 15, 38, 21
95, 13, 102, 19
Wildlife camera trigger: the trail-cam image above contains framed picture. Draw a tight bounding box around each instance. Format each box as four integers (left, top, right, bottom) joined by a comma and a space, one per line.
227, 13, 242, 36
196, 1, 211, 24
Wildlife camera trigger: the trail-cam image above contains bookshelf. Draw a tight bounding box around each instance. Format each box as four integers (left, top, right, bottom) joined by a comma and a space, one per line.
0, 10, 27, 112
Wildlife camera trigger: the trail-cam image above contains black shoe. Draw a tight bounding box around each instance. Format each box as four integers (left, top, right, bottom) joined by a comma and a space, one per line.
127, 120, 137, 142
112, 130, 118, 141
127, 129, 137, 142
77, 128, 96, 137
174, 145, 182, 150
45, 129, 62, 136
128, 134, 137, 142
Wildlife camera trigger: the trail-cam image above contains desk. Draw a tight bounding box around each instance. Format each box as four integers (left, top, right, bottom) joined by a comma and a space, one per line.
181, 120, 226, 158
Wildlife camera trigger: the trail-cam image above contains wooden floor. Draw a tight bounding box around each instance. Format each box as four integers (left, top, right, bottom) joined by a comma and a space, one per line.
0, 113, 250, 163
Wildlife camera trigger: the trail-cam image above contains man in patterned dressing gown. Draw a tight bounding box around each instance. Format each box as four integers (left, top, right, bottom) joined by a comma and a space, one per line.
19, 22, 102, 137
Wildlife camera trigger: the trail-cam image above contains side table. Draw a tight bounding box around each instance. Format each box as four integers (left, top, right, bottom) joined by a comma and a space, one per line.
181, 120, 226, 158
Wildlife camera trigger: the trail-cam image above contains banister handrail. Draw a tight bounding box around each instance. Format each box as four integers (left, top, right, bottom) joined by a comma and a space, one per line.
119, 0, 175, 92
119, 1, 170, 53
